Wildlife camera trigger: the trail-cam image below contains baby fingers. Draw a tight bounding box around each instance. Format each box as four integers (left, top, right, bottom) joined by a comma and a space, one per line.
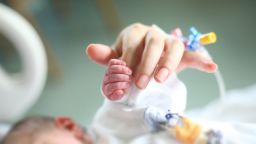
107, 65, 132, 75
103, 82, 131, 97
108, 59, 126, 66
103, 74, 132, 85
108, 90, 125, 100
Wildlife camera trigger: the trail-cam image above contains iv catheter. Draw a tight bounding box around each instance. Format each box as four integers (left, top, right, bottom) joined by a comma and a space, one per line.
180, 27, 226, 100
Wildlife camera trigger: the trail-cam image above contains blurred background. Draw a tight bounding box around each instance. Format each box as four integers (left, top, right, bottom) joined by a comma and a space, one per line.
0, 0, 256, 125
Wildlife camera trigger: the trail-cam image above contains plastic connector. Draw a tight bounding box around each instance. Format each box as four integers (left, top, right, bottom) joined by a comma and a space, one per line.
200, 32, 217, 45
186, 27, 217, 51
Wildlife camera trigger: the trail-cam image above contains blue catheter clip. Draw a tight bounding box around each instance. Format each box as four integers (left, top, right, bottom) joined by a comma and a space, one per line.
184, 27, 217, 51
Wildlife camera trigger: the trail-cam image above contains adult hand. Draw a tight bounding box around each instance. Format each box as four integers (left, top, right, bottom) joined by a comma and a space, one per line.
86, 23, 217, 89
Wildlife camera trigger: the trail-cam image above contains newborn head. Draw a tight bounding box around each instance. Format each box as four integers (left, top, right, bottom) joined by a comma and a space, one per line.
1, 116, 92, 144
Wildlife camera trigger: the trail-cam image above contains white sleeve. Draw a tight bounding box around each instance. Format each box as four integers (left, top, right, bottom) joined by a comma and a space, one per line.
122, 74, 187, 114
0, 123, 10, 141
130, 132, 179, 144
91, 74, 187, 143
91, 100, 150, 142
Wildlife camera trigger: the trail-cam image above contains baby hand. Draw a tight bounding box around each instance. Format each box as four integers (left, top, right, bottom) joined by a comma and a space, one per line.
102, 59, 133, 101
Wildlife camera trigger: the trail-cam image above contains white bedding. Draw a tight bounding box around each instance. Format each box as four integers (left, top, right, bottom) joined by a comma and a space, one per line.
92, 74, 256, 144
0, 123, 10, 141
187, 84, 256, 143
188, 84, 256, 123
1, 84, 256, 143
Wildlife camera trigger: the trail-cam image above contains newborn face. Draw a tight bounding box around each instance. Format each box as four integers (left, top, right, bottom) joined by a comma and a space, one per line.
35, 128, 92, 144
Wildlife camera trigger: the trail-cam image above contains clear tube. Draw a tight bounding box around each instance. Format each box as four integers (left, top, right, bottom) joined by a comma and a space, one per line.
214, 69, 226, 101
204, 48, 226, 101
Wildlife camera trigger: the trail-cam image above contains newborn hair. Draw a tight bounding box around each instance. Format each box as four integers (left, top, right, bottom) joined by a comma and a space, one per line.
1, 116, 55, 144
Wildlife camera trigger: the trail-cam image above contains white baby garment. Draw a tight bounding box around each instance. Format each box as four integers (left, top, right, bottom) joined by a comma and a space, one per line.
90, 74, 187, 144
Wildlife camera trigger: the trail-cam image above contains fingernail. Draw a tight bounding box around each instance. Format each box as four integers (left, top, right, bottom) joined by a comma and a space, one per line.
137, 74, 150, 89
171, 28, 182, 37
206, 63, 218, 72
155, 67, 169, 83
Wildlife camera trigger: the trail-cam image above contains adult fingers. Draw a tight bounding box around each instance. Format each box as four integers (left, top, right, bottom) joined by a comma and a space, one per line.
176, 51, 218, 73
110, 23, 149, 68
135, 26, 165, 89
120, 23, 149, 70
155, 38, 184, 83
86, 44, 119, 65
86, 23, 149, 70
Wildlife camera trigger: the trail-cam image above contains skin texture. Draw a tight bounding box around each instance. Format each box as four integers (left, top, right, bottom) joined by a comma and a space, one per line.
86, 23, 217, 89
7, 129, 91, 144
102, 59, 133, 100
35, 129, 86, 144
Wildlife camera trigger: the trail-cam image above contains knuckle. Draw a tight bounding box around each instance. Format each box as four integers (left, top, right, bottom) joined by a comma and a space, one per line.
150, 36, 162, 45
128, 23, 145, 37
172, 39, 184, 51
123, 23, 147, 50
162, 61, 173, 69
147, 30, 163, 45
131, 23, 144, 30
139, 65, 153, 76
124, 35, 139, 49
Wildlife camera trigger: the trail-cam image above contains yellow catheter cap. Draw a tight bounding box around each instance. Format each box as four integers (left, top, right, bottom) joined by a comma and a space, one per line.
199, 32, 217, 45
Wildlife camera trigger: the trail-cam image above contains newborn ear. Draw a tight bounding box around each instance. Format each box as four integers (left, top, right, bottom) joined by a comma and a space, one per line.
55, 117, 84, 140
55, 117, 75, 130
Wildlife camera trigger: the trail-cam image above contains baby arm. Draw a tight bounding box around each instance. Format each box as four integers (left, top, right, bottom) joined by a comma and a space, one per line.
102, 59, 133, 101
